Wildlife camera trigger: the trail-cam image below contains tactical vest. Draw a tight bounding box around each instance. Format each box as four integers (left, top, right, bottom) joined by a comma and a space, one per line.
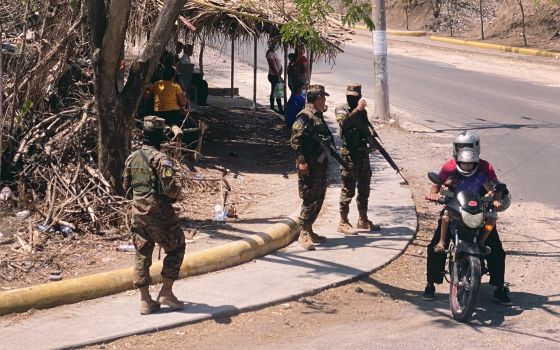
299, 108, 333, 163
339, 104, 369, 153
128, 149, 162, 194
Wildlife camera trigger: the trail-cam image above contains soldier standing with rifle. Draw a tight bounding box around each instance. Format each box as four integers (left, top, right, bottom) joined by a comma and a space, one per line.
123, 116, 186, 315
290, 85, 335, 251
336, 83, 381, 235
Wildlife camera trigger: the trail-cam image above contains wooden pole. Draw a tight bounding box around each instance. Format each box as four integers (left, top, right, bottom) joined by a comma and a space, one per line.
230, 37, 235, 98
309, 49, 314, 83
283, 43, 288, 110
252, 36, 257, 109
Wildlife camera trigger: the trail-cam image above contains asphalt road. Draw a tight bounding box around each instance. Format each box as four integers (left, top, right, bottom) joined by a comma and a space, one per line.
216, 37, 560, 209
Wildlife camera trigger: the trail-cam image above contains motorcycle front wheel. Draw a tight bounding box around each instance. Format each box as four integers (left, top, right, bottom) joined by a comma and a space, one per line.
449, 255, 481, 322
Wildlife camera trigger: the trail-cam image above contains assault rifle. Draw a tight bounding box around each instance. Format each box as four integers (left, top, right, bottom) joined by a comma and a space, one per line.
350, 113, 409, 185
303, 126, 350, 171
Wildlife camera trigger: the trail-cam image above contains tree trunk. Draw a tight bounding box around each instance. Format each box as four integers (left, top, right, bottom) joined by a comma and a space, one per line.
431, 0, 441, 18
95, 97, 132, 195
405, 5, 409, 30
479, 0, 485, 40
517, 0, 528, 46
447, 0, 454, 36
86, 0, 188, 194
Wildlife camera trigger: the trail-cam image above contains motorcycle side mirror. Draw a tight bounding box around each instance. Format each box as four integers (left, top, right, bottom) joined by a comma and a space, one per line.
428, 172, 442, 185
493, 183, 507, 193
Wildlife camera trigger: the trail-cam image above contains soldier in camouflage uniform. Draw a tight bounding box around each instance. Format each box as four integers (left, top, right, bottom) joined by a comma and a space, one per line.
123, 116, 186, 315
290, 85, 332, 251
335, 83, 381, 235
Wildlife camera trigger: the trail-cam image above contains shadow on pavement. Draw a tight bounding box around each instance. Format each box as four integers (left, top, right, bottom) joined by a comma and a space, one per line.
361, 276, 560, 345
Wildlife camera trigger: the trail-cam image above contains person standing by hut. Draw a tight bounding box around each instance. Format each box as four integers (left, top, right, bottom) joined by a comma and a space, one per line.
266, 41, 284, 114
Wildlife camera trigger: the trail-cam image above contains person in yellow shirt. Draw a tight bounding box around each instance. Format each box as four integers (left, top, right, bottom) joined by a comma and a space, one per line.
148, 66, 189, 126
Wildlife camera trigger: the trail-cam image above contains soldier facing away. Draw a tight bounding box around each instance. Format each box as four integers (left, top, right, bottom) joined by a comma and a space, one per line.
335, 83, 381, 235
290, 85, 332, 251
123, 116, 186, 315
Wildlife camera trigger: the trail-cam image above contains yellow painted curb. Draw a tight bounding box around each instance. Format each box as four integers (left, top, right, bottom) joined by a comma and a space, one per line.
430, 36, 560, 59
0, 213, 300, 315
352, 25, 426, 37
387, 30, 426, 37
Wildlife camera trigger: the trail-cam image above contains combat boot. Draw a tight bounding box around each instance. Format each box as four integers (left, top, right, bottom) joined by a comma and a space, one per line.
139, 285, 160, 315
157, 278, 185, 310
357, 210, 381, 231
337, 210, 357, 235
308, 225, 327, 243
298, 226, 316, 251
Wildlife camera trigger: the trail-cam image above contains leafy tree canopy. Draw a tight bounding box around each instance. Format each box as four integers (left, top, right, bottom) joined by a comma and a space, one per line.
280, 0, 374, 53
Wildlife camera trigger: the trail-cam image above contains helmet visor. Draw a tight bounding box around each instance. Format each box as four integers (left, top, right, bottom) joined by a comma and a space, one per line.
454, 143, 473, 153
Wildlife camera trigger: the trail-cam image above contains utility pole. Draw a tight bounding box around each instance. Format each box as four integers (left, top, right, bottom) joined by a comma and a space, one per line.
372, 0, 390, 119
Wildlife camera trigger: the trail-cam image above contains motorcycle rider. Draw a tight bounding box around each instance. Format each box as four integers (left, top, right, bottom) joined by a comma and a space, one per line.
431, 147, 499, 254
423, 131, 512, 305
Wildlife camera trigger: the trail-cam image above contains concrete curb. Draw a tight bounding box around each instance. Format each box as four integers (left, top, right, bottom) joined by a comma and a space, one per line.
430, 35, 560, 59
0, 213, 301, 316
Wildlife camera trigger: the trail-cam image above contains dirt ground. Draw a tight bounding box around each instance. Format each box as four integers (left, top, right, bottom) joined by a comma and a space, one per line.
84, 40, 560, 349
0, 105, 295, 290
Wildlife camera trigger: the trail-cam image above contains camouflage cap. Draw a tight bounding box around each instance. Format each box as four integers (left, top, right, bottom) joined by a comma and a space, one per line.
308, 84, 330, 96
143, 116, 166, 130
346, 83, 362, 96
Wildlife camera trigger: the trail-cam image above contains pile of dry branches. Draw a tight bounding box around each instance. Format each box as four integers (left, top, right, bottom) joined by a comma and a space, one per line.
13, 101, 133, 235
0, 1, 133, 234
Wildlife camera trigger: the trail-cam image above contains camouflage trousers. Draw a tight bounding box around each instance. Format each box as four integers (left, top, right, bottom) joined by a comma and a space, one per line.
131, 214, 186, 288
339, 154, 372, 213
298, 162, 328, 226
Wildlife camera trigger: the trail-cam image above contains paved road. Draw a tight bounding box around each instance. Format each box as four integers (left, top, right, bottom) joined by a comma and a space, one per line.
219, 36, 560, 208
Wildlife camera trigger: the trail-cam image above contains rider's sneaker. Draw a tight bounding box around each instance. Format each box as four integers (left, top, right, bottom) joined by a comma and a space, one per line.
494, 286, 513, 306
422, 283, 436, 301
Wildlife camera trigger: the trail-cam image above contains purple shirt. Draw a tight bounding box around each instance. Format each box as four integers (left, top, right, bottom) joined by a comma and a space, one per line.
454, 172, 488, 194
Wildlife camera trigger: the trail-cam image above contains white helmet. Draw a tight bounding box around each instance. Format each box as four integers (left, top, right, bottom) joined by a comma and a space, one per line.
456, 147, 479, 177
453, 131, 480, 159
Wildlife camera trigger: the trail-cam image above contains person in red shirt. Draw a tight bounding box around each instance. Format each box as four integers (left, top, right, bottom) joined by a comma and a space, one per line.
293, 44, 309, 91
423, 131, 512, 305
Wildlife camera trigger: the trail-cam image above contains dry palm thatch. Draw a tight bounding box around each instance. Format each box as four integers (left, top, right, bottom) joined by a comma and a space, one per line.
125, 0, 352, 61
182, 0, 352, 60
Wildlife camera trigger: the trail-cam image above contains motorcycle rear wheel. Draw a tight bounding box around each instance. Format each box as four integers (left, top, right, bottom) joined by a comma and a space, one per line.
449, 255, 481, 322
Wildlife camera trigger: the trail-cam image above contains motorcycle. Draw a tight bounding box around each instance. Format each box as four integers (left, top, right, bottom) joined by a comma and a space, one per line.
427, 172, 506, 322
